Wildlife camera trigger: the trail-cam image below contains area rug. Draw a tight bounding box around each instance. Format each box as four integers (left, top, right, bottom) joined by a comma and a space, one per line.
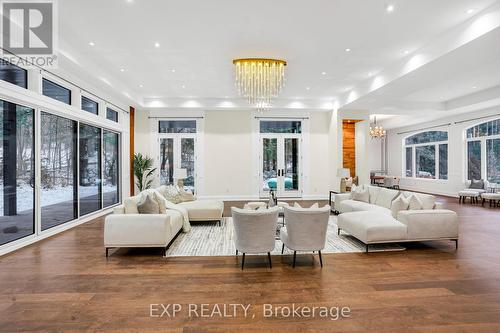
165, 216, 405, 256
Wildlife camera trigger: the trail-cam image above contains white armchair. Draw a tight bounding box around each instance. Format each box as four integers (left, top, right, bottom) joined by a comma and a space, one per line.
231, 207, 279, 269
280, 205, 330, 267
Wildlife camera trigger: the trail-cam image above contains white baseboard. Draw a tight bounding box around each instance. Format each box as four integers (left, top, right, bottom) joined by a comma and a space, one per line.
0, 208, 113, 257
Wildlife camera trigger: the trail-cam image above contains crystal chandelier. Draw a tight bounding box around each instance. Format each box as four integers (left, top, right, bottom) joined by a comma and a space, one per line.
370, 116, 387, 138
233, 58, 286, 110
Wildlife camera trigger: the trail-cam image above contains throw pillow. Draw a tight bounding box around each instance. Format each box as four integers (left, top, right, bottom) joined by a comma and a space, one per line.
408, 194, 423, 210
352, 188, 369, 203
310, 202, 319, 209
469, 179, 484, 189
137, 194, 160, 214
390, 196, 409, 218
351, 184, 357, 193
179, 189, 195, 202
124, 197, 139, 214
293, 202, 302, 208
153, 192, 167, 214
163, 185, 182, 204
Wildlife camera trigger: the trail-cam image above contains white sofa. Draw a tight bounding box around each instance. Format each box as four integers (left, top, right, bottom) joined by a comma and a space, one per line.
335, 185, 459, 252
104, 188, 224, 256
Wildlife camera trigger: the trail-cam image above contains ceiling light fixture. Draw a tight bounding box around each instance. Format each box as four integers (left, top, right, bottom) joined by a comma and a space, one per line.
472, 86, 477, 89
386, 4, 395, 12
181, 84, 186, 89
233, 58, 286, 110
139, 84, 143, 88
154, 42, 160, 48
306, 87, 311, 90
171, 69, 176, 73
120, 68, 125, 72
466, 9, 474, 14
321, 71, 327, 75
370, 116, 387, 139
403, 50, 410, 55
88, 41, 95, 46
345, 48, 351, 52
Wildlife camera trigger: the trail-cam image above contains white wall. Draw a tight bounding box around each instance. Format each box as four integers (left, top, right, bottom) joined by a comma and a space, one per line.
367, 137, 383, 172
386, 107, 500, 197
134, 109, 333, 199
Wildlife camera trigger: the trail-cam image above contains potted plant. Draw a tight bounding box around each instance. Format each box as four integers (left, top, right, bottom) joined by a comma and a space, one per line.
133, 153, 156, 192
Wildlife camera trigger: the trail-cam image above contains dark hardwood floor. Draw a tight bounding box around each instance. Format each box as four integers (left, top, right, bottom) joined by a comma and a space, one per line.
1, 196, 500, 332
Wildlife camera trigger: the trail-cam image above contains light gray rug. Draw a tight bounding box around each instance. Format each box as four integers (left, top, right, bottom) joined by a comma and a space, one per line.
165, 216, 405, 256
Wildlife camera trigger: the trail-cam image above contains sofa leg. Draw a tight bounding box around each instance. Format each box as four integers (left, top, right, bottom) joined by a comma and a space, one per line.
338, 228, 341, 235
454, 239, 458, 250
241, 253, 245, 270
365, 244, 369, 253
292, 251, 296, 268
236, 249, 238, 256
267, 252, 272, 269
281, 243, 285, 254
105, 248, 109, 258
318, 251, 323, 268
482, 198, 485, 206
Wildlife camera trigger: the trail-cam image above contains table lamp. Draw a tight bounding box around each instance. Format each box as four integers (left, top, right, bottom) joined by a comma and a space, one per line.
337, 168, 351, 193
173, 168, 188, 189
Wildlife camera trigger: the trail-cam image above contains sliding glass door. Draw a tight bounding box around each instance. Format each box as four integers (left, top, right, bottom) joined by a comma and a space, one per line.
79, 124, 102, 216
40, 113, 77, 230
103, 130, 120, 207
0, 100, 34, 245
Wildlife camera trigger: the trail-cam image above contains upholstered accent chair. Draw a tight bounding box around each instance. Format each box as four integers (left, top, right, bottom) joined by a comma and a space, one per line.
280, 205, 331, 267
232, 207, 279, 269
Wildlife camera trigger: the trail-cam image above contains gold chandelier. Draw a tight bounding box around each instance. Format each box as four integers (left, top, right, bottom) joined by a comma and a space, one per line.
233, 58, 286, 110
370, 116, 387, 139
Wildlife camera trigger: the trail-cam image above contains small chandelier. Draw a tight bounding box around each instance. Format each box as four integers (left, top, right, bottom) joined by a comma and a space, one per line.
233, 58, 286, 110
370, 116, 387, 139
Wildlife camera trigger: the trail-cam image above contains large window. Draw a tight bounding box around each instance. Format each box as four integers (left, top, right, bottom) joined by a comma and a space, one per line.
0, 100, 34, 246
103, 130, 119, 207
42, 79, 71, 105
79, 124, 102, 216
0, 60, 27, 88
466, 118, 500, 182
40, 113, 77, 230
81, 96, 98, 115
404, 131, 448, 180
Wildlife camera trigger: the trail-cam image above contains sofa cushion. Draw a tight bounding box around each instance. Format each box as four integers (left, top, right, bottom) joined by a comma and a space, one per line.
337, 211, 407, 243
137, 194, 160, 214
374, 188, 400, 209
177, 200, 224, 221
408, 194, 423, 210
339, 199, 391, 215
469, 179, 484, 189
352, 187, 369, 203
397, 210, 458, 240
368, 186, 381, 204
124, 196, 140, 214
402, 191, 436, 210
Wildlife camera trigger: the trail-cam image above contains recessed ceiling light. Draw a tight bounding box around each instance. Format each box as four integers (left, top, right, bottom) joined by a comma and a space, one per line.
181, 84, 186, 89
224, 96, 229, 98
88, 41, 95, 46
466, 9, 474, 14
345, 48, 351, 52
139, 84, 143, 88
154, 42, 160, 48
120, 68, 125, 72
321, 71, 327, 75
171, 69, 176, 73
472, 86, 477, 89
306, 87, 311, 90
403, 50, 410, 55
386, 4, 395, 12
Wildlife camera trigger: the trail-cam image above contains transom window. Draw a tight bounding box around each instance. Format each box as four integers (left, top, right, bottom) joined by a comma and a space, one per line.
466, 118, 500, 183
159, 120, 196, 133
260, 120, 302, 134
106, 107, 118, 122
0, 59, 27, 88
404, 130, 448, 180
81, 96, 98, 115
42, 78, 71, 105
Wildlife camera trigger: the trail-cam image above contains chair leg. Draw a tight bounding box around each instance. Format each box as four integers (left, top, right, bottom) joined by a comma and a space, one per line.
236, 249, 238, 256
105, 248, 109, 257
338, 228, 341, 235
292, 251, 296, 268
454, 239, 458, 250
241, 253, 245, 270
281, 243, 285, 254
267, 252, 272, 269
365, 244, 369, 253
318, 251, 323, 268
482, 198, 485, 206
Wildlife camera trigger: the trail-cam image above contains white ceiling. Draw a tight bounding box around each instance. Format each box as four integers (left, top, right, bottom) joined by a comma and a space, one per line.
56, 0, 500, 121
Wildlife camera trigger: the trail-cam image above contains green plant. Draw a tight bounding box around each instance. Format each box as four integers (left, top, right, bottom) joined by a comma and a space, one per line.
133, 153, 156, 192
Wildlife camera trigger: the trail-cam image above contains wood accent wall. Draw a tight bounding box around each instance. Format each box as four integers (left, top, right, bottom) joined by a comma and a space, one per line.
129, 106, 135, 196
342, 120, 356, 177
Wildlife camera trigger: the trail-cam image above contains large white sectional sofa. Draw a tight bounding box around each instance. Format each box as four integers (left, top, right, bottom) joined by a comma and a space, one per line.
335, 185, 459, 252
104, 187, 224, 256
